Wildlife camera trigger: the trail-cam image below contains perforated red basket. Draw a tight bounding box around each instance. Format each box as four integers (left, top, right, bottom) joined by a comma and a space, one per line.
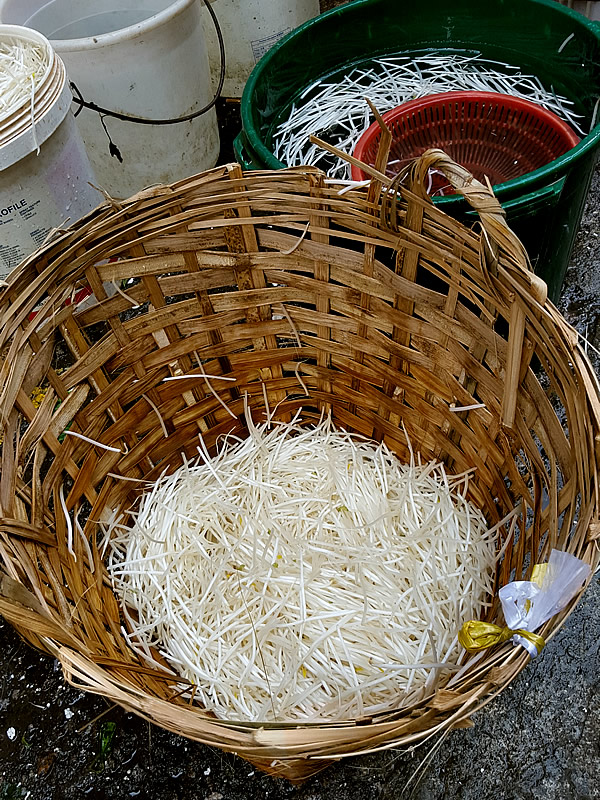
351, 91, 580, 194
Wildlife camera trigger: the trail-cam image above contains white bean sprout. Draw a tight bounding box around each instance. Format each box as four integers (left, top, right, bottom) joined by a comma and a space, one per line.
274, 52, 584, 179
0, 36, 49, 124
105, 411, 498, 722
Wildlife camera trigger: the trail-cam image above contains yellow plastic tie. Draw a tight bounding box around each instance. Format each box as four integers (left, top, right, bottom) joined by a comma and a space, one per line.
524, 564, 548, 612
530, 562, 548, 587
458, 620, 546, 655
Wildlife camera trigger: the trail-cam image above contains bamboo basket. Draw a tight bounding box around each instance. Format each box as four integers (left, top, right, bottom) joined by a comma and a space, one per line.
0, 150, 598, 783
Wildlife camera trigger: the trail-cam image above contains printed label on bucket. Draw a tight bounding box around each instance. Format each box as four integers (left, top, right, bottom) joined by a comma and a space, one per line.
0, 111, 102, 281
251, 29, 292, 63
0, 198, 51, 276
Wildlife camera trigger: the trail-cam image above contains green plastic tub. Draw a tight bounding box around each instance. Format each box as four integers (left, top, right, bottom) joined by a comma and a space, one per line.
235, 0, 600, 301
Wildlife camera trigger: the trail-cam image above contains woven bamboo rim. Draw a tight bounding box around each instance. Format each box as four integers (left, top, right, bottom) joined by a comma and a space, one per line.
0, 151, 598, 782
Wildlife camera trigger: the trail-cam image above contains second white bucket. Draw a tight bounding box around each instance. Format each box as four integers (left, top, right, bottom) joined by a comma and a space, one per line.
201, 0, 320, 98
0, 0, 221, 198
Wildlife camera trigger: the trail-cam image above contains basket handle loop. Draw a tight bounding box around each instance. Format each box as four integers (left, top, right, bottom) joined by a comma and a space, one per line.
308, 136, 546, 429
405, 148, 547, 307
308, 135, 547, 307
405, 150, 548, 430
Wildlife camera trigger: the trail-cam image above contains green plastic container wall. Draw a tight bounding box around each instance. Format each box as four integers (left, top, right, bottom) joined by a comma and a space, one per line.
237, 0, 600, 302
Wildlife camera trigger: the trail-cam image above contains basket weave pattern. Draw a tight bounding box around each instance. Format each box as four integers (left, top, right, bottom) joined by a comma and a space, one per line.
0, 152, 598, 781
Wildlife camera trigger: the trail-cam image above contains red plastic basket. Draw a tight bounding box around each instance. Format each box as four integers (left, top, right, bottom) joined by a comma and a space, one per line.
351, 91, 580, 194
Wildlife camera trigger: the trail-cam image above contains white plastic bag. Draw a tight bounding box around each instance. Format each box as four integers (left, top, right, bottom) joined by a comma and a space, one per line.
498, 549, 591, 656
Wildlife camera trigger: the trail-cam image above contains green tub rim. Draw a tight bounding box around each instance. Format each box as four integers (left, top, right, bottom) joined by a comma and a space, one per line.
240, 0, 600, 204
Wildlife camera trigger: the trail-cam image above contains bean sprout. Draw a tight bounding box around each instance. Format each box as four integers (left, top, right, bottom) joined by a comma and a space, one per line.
274, 52, 584, 179
105, 412, 498, 722
0, 37, 48, 122
0, 35, 50, 153
63, 430, 122, 452
162, 375, 236, 382
142, 393, 168, 438
558, 33, 575, 53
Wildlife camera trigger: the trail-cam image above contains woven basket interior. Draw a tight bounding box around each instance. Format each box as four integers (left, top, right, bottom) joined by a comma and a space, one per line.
0, 156, 598, 781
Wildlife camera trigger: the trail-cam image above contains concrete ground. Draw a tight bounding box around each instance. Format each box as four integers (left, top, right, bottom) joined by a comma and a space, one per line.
1, 1, 600, 796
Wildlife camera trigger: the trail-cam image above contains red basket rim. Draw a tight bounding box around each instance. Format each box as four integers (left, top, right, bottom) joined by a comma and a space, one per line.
350, 90, 581, 183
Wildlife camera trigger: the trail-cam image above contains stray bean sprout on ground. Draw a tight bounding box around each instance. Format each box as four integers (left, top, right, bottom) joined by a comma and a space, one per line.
273, 52, 583, 179
104, 411, 497, 722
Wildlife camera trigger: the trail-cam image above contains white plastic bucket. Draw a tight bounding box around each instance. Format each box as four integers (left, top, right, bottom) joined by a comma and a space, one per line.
201, 0, 320, 98
0, 25, 102, 279
0, 1, 220, 199
558, 0, 600, 20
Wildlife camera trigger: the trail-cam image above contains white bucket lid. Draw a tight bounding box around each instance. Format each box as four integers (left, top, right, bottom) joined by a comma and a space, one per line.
0, 23, 70, 170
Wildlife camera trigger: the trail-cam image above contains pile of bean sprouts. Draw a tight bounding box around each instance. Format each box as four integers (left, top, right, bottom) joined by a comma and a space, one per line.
273, 52, 584, 179
0, 36, 49, 123
105, 413, 497, 722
